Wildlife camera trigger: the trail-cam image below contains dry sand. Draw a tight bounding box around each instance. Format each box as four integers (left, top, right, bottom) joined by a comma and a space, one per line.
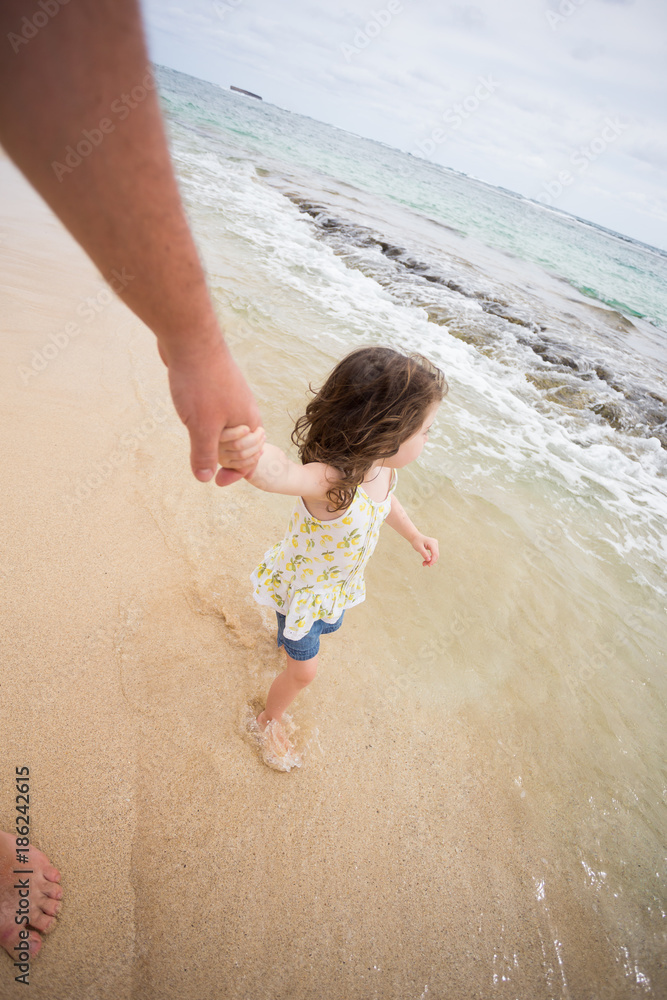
0, 151, 658, 1000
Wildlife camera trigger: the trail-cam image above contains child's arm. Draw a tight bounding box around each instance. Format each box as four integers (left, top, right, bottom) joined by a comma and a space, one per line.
385, 495, 439, 567
218, 426, 335, 500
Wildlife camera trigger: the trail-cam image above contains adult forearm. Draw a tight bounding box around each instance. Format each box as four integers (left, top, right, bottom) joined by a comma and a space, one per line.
0, 0, 218, 361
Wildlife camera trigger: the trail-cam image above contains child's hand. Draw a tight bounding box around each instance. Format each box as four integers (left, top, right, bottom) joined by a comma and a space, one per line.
412, 533, 439, 567
218, 425, 266, 471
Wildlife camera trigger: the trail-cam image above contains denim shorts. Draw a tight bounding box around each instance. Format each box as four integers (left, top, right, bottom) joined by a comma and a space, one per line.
276, 611, 345, 661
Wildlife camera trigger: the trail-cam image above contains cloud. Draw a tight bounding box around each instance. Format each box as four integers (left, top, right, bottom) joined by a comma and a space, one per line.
570, 38, 607, 60
627, 140, 667, 172
447, 3, 488, 31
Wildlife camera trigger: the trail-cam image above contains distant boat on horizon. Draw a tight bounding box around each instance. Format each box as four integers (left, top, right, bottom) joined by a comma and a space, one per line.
230, 85, 262, 100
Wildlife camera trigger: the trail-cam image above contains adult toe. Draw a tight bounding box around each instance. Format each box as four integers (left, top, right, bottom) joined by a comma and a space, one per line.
0, 924, 43, 957
28, 910, 56, 934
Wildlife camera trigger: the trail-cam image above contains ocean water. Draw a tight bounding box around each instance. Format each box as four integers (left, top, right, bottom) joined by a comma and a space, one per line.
153, 64, 666, 995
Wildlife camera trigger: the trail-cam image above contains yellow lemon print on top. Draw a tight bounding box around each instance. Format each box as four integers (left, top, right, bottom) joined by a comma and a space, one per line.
337, 528, 362, 549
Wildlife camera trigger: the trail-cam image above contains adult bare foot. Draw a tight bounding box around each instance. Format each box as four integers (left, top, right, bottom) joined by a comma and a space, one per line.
0, 831, 62, 959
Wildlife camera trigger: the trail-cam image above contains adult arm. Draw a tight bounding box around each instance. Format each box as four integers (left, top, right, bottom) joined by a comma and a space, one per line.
0, 0, 259, 483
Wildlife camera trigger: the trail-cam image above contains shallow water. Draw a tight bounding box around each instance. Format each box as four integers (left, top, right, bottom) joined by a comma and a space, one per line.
139, 65, 667, 995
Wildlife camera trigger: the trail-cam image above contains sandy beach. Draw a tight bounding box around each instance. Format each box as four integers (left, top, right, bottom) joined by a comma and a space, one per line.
1, 148, 664, 1000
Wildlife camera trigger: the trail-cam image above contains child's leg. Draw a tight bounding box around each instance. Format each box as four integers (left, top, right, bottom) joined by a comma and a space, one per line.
257, 652, 318, 729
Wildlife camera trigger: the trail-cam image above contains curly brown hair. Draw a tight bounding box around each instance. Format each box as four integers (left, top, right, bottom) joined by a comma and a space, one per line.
291, 346, 447, 512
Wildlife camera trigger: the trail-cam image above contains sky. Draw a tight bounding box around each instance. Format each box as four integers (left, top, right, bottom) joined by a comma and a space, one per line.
142, 0, 667, 250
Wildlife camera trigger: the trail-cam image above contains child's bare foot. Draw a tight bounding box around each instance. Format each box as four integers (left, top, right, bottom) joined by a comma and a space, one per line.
0, 831, 62, 958
255, 707, 290, 751
244, 707, 302, 771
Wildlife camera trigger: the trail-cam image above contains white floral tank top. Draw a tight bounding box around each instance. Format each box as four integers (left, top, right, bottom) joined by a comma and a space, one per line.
250, 470, 397, 640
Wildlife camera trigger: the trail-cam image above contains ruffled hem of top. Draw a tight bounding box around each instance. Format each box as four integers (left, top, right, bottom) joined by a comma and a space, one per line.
250, 585, 366, 640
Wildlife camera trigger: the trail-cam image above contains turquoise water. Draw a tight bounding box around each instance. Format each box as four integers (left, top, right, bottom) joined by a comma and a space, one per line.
156, 66, 667, 333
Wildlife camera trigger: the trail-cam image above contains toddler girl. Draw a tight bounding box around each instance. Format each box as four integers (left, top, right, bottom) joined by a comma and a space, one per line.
218, 345, 447, 769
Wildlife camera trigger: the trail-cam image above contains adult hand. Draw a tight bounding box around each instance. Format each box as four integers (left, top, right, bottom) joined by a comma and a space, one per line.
162, 338, 262, 486
0, 0, 263, 489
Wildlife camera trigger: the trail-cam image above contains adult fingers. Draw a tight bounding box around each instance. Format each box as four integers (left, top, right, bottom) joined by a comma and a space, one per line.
215, 467, 245, 487
190, 423, 223, 482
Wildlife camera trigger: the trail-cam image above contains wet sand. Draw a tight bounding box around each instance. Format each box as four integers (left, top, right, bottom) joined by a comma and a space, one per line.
1, 151, 664, 1000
